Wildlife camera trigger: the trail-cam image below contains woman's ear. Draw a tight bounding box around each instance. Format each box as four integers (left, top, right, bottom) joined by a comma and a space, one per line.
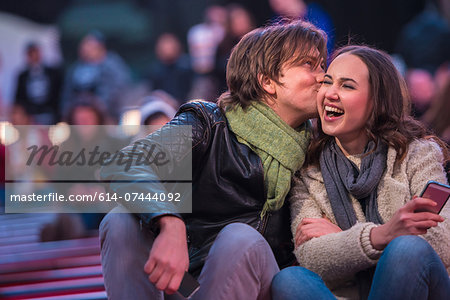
259, 74, 276, 95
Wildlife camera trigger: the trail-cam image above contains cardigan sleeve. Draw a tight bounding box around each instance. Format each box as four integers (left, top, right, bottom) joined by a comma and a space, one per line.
406, 139, 450, 271
289, 172, 380, 286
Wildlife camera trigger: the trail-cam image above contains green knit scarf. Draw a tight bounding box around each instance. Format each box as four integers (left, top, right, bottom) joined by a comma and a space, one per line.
225, 101, 310, 218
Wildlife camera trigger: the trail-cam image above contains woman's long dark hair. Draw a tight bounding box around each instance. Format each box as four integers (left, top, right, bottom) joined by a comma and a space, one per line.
307, 45, 449, 166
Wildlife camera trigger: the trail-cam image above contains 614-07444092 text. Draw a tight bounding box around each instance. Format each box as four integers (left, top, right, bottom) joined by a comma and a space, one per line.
9, 192, 182, 202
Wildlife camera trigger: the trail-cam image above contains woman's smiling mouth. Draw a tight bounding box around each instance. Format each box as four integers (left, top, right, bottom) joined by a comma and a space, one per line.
324, 105, 344, 120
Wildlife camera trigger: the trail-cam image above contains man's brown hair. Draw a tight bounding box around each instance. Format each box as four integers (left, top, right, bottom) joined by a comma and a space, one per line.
218, 19, 327, 109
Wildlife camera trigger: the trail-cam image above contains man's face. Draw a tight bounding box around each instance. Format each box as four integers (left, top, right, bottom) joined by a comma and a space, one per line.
269, 50, 324, 127
79, 37, 106, 63
27, 48, 41, 65
156, 34, 181, 64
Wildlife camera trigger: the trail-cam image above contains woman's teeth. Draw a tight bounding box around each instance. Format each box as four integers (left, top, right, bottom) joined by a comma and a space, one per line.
324, 105, 344, 117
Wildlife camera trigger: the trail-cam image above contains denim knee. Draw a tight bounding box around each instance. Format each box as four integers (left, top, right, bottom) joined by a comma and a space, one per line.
217, 222, 267, 251
379, 235, 440, 278
272, 266, 319, 290
272, 267, 335, 300
384, 235, 434, 261
99, 206, 140, 250
272, 267, 314, 290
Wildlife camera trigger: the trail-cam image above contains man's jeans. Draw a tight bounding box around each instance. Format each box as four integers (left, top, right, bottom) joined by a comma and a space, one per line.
100, 205, 279, 300
272, 235, 450, 300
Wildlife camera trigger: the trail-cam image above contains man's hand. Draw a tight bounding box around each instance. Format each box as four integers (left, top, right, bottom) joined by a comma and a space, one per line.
144, 216, 189, 294
370, 197, 444, 250
295, 217, 342, 247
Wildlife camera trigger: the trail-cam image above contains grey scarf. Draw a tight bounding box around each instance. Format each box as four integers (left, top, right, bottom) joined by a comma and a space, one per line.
319, 140, 388, 230
320, 139, 388, 299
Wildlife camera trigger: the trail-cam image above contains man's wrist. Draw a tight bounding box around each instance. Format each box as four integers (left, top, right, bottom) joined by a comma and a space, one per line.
158, 215, 186, 232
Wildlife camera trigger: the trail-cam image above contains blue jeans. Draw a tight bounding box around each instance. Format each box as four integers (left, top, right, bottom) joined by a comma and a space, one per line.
272, 236, 450, 300
100, 206, 280, 300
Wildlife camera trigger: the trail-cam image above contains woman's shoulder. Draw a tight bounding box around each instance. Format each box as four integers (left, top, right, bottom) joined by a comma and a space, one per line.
408, 138, 442, 151
291, 164, 326, 198
298, 164, 323, 183
405, 138, 444, 162
386, 138, 444, 165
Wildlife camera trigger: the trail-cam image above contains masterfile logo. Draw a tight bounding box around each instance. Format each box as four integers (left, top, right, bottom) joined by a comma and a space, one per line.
3, 124, 193, 213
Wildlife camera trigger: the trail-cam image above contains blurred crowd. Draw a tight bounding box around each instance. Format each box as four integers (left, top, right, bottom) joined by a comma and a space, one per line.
0, 0, 449, 239
0, 0, 448, 137
1, 3, 260, 127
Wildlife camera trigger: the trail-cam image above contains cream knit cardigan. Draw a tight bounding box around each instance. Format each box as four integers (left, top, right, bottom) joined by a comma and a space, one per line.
290, 139, 449, 299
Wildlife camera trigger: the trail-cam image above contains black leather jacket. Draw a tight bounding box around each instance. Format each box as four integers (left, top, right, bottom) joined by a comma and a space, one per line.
102, 101, 295, 276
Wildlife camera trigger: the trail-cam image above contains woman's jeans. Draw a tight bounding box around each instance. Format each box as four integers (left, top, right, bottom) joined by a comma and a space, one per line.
272, 235, 450, 300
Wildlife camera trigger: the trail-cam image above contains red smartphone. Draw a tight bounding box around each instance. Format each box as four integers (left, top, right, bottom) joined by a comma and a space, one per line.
417, 181, 450, 214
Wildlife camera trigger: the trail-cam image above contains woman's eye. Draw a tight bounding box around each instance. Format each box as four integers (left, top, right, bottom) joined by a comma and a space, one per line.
322, 80, 332, 85
343, 84, 355, 89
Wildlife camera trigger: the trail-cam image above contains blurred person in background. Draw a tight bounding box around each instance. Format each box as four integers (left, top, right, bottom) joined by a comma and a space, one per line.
422, 75, 450, 182
14, 42, 62, 125
139, 94, 177, 131
395, 0, 449, 120
0, 143, 5, 210
41, 99, 113, 242
10, 103, 32, 126
187, 5, 227, 101
65, 98, 107, 127
187, 5, 227, 76
6, 104, 53, 213
61, 30, 131, 121
64, 100, 110, 232
395, 0, 450, 75
147, 33, 193, 106
422, 75, 450, 143
214, 4, 256, 97
0, 54, 4, 119
269, 0, 335, 56
406, 68, 436, 119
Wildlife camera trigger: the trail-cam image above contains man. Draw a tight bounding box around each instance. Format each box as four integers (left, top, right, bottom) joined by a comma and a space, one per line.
148, 33, 194, 105
61, 31, 131, 120
100, 19, 326, 299
14, 42, 62, 124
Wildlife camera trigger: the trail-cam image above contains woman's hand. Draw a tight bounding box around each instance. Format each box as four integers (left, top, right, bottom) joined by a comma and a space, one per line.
370, 196, 444, 250
295, 217, 342, 247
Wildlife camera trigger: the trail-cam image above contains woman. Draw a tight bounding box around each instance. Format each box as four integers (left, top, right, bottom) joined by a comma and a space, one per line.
272, 45, 450, 300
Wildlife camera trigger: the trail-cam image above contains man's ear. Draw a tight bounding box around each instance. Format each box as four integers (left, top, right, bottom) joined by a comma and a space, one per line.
259, 74, 276, 95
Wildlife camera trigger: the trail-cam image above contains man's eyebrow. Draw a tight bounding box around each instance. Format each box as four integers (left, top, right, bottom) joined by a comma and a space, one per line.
290, 55, 320, 66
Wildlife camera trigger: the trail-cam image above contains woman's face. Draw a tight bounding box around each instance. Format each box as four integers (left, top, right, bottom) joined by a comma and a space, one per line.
317, 53, 373, 154
72, 106, 100, 125
72, 106, 101, 141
